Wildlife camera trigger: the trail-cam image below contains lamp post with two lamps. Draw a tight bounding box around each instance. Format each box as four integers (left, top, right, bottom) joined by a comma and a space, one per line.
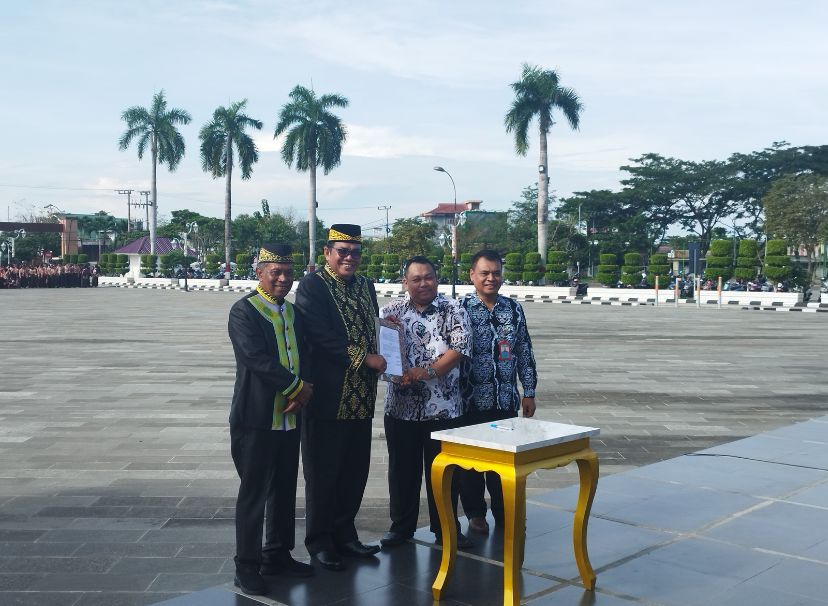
433, 166, 458, 299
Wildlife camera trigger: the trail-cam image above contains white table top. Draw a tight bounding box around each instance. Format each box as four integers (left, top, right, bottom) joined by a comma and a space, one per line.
432, 417, 599, 453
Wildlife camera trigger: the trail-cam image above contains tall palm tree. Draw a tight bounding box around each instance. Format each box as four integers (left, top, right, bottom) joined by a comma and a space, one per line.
505, 64, 582, 265
118, 90, 191, 255
199, 99, 262, 278
274, 85, 348, 270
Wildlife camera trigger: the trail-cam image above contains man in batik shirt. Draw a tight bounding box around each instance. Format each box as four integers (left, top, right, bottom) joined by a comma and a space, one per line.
295, 224, 387, 571
459, 249, 537, 534
379, 256, 474, 549
227, 242, 314, 595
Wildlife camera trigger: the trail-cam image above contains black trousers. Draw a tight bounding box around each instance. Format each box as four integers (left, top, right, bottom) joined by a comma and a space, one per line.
458, 409, 517, 522
302, 416, 372, 554
384, 414, 464, 536
230, 426, 300, 570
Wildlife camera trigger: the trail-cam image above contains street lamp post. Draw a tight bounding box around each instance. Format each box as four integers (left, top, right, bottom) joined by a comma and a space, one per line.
179, 222, 198, 292
433, 166, 458, 299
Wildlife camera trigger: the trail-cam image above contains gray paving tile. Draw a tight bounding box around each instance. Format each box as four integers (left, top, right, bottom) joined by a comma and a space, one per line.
108, 557, 226, 575
522, 516, 672, 582
0, 592, 83, 606
147, 572, 234, 592
0, 555, 118, 573
702, 501, 828, 553
28, 572, 158, 591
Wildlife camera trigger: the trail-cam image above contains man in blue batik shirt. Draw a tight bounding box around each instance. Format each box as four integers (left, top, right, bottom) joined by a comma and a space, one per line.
458, 249, 537, 534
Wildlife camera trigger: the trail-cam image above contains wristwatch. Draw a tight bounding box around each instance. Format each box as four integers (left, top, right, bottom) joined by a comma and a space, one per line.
425, 365, 438, 380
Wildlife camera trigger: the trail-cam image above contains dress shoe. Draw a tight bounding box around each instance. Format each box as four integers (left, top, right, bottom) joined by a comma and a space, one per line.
435, 531, 474, 549
314, 549, 345, 571
468, 516, 490, 534
337, 539, 381, 558
234, 570, 267, 595
261, 551, 315, 578
380, 531, 412, 548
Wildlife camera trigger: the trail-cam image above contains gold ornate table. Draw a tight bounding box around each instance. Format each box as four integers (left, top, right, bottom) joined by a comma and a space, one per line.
430, 418, 600, 606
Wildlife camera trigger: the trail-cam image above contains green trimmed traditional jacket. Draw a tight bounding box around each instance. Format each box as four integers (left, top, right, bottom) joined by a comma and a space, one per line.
228, 291, 307, 430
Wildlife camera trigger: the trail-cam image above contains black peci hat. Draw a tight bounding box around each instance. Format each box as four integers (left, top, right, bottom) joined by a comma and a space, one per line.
328, 224, 362, 243
257, 242, 293, 264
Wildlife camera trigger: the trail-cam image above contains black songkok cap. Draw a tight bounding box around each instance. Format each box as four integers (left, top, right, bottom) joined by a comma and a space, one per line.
328, 224, 362, 243
257, 242, 293, 264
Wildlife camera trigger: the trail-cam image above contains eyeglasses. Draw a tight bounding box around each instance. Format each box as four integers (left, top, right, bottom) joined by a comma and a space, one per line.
332, 247, 362, 259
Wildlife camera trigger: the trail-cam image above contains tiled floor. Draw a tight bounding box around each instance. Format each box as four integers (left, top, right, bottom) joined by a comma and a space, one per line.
153, 417, 828, 606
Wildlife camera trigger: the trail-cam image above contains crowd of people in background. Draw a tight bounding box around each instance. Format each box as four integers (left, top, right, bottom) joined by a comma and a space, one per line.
0, 264, 100, 289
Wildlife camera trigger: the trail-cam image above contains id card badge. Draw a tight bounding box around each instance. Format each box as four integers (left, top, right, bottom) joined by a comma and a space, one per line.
497, 339, 512, 361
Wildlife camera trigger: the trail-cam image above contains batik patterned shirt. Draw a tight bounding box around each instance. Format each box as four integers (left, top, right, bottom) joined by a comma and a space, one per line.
381, 294, 471, 421
460, 293, 537, 414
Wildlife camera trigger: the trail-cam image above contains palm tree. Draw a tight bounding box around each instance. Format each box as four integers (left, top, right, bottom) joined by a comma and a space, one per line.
199, 99, 262, 278
274, 85, 348, 271
505, 64, 583, 265
118, 91, 191, 255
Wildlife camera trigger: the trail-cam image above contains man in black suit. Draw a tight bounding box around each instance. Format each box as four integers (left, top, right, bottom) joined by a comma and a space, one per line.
228, 242, 314, 595
295, 224, 386, 571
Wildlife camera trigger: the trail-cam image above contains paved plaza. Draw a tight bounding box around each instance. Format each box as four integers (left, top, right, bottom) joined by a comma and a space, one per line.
1, 288, 827, 605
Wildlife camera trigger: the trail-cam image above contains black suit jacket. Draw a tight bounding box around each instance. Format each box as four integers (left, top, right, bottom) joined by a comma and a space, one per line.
295, 270, 379, 420
228, 292, 307, 429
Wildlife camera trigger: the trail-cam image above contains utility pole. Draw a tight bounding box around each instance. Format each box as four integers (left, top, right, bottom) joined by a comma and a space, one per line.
138, 191, 151, 231
116, 190, 134, 232
378, 205, 391, 238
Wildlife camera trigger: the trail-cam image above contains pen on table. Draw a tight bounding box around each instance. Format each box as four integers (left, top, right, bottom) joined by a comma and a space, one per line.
490, 423, 514, 431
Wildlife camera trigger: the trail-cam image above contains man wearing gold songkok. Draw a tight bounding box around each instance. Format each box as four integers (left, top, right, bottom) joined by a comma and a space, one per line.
228, 242, 314, 595
295, 224, 387, 571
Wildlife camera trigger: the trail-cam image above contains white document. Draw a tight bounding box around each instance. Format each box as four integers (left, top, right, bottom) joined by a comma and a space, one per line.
379, 325, 404, 377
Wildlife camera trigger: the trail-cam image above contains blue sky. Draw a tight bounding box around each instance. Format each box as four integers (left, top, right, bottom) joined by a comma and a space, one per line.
2, 0, 827, 237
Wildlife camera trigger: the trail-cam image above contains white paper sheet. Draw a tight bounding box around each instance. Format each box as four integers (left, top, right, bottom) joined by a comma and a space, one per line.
379, 325, 404, 377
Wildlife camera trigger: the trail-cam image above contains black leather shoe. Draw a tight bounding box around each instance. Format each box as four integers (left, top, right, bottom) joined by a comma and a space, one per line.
234, 570, 267, 595
337, 539, 381, 558
435, 531, 474, 549
314, 549, 345, 571
380, 531, 412, 548
261, 552, 315, 578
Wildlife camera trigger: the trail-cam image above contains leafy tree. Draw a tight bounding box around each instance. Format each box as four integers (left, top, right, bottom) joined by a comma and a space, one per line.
384, 218, 437, 260
118, 90, 191, 255
764, 174, 828, 281
727, 142, 828, 237
621, 153, 739, 256
506, 185, 541, 254
458, 211, 507, 254
505, 64, 582, 265
275, 85, 348, 271
199, 99, 263, 277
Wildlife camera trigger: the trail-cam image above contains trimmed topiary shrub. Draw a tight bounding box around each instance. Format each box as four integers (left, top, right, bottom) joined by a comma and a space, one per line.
366, 254, 383, 281
621, 252, 643, 286
504, 252, 522, 283
236, 253, 252, 268
205, 253, 222, 275
459, 253, 473, 283
291, 252, 305, 276
596, 253, 619, 286
115, 254, 129, 275
546, 250, 568, 284
383, 253, 401, 282
99, 253, 111, 275
646, 254, 670, 287
733, 239, 759, 280
763, 240, 790, 282
77, 253, 88, 264
140, 254, 157, 276
159, 254, 175, 277
704, 239, 732, 280
522, 252, 543, 284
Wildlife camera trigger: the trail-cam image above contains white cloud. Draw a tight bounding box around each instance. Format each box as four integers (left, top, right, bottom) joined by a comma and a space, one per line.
344, 124, 438, 158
